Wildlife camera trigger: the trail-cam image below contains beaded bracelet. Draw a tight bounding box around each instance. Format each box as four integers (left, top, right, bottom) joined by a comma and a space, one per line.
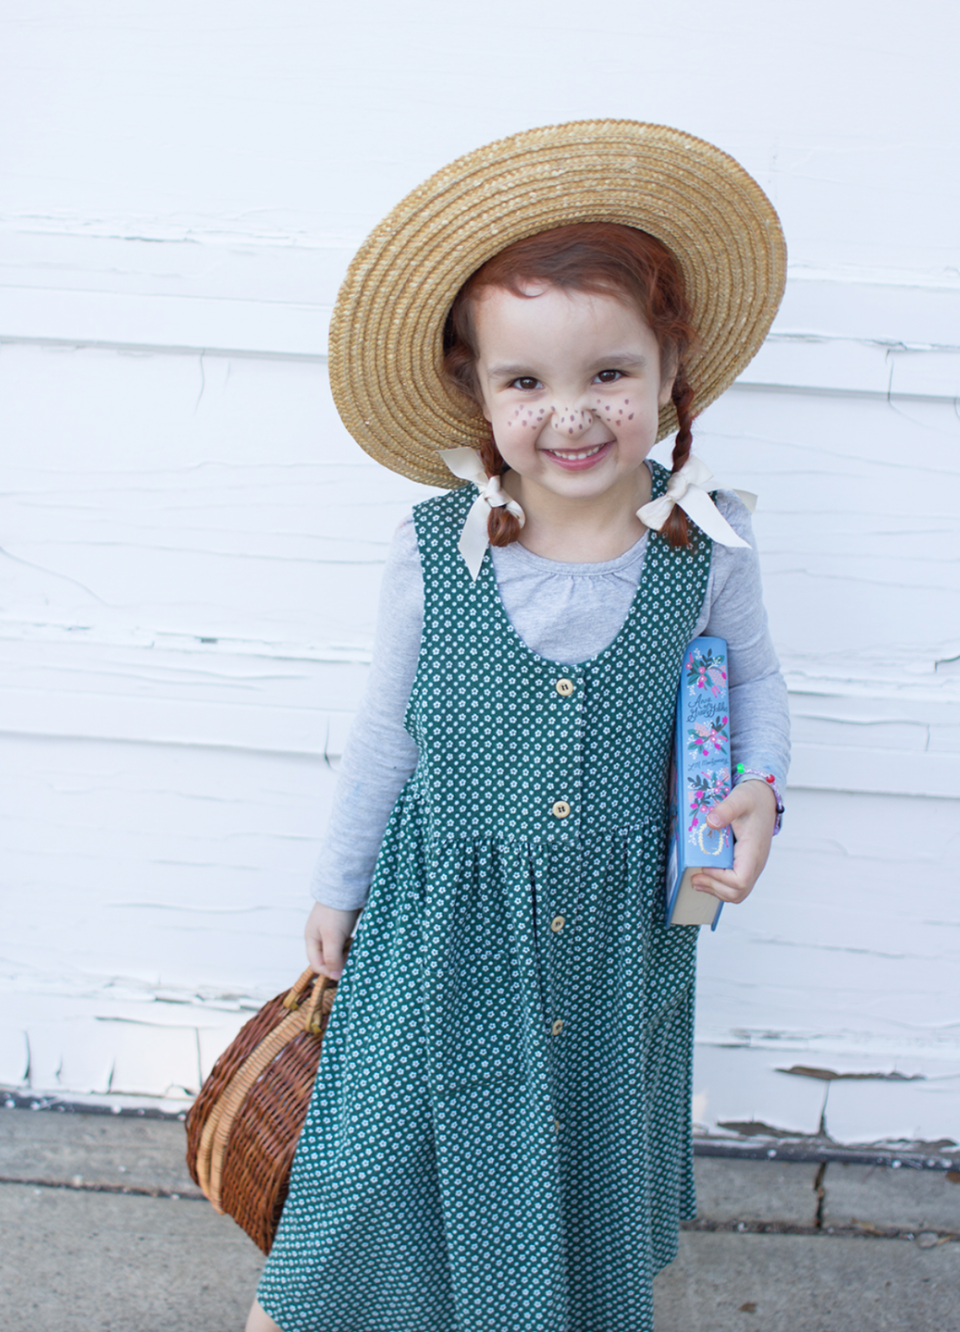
733, 765, 784, 834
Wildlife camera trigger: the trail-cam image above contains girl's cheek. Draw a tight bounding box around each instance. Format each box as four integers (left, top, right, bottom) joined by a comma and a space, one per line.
594, 396, 636, 423
502, 405, 546, 431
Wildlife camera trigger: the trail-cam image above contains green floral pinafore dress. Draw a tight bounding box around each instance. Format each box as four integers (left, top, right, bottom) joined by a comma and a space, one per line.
258, 463, 713, 1332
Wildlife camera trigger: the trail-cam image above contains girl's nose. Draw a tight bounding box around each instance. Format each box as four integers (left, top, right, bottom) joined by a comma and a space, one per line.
550, 406, 595, 439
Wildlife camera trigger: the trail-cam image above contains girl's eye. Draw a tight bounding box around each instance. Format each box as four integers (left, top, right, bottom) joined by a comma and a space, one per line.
594, 369, 624, 384
508, 376, 541, 391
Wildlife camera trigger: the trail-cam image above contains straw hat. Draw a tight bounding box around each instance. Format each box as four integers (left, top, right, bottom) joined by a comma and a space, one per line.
328, 120, 786, 489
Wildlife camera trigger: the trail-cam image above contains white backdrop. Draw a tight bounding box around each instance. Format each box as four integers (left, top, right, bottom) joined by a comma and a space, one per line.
1, 0, 958, 1144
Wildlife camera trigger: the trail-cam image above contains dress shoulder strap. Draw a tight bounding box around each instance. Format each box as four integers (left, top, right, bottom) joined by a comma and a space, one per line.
412, 484, 483, 590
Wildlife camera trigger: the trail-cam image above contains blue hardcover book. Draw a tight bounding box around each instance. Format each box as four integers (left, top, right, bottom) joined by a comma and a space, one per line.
665, 636, 734, 929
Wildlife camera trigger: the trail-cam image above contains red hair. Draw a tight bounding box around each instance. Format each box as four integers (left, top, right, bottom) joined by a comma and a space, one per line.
442, 222, 698, 548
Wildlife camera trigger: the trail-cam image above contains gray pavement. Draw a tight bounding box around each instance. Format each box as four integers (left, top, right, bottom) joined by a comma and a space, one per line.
0, 1106, 958, 1331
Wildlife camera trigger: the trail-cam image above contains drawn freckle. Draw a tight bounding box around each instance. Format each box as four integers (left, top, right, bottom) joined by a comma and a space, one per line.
629, 413, 634, 419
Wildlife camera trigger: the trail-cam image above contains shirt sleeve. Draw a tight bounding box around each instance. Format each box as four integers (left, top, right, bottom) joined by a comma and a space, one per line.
692, 491, 791, 790
309, 516, 424, 910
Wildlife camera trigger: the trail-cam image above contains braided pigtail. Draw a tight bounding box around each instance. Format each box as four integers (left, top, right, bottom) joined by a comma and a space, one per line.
479, 432, 523, 547
660, 372, 695, 548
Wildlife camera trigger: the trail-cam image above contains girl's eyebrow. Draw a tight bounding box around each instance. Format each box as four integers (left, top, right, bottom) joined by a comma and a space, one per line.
486, 353, 649, 380
589, 353, 649, 371
486, 362, 540, 379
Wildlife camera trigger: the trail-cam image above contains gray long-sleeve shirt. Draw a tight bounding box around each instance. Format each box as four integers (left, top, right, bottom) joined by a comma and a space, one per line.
311, 485, 790, 910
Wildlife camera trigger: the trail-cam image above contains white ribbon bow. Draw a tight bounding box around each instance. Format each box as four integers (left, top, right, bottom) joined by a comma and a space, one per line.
637, 456, 752, 549
439, 447, 526, 580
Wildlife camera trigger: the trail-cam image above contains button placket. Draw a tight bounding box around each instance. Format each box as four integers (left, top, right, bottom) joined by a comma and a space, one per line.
541, 665, 581, 1082
544, 668, 583, 834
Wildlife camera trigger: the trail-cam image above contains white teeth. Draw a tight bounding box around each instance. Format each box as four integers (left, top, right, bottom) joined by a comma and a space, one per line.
549, 443, 604, 461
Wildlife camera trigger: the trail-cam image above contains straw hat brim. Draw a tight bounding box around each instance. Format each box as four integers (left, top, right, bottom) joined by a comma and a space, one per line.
329, 120, 786, 489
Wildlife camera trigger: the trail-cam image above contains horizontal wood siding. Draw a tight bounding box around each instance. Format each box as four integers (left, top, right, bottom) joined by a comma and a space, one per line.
1, 0, 958, 1140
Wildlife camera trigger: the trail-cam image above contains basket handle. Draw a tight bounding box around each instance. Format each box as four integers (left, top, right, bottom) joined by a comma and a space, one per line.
302, 974, 334, 1035
281, 940, 352, 1030
281, 967, 318, 1011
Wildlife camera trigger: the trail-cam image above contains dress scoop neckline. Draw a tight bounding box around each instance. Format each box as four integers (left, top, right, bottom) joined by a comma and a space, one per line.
486, 529, 658, 672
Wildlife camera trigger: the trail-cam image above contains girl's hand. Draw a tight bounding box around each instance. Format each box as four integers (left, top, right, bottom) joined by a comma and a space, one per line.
690, 780, 778, 905
305, 902, 361, 979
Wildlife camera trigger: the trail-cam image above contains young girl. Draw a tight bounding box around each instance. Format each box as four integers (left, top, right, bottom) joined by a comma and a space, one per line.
247, 121, 789, 1332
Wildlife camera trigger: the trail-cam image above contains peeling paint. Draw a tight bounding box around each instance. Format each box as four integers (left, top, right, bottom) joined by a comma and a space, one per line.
2, 13, 959, 1143
781, 1066, 926, 1083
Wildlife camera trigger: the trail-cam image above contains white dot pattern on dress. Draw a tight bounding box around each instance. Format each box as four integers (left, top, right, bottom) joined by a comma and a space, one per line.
258, 462, 713, 1332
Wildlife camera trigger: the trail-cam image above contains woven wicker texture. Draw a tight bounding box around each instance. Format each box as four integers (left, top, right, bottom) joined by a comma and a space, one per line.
185, 967, 340, 1254
329, 120, 787, 489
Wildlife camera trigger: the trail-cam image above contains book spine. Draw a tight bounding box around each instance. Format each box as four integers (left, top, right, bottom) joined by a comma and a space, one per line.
666, 636, 733, 928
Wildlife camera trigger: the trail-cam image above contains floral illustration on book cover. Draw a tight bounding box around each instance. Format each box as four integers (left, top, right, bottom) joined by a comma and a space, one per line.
683, 644, 731, 855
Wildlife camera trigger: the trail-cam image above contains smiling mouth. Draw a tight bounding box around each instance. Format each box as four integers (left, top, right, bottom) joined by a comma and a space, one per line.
543, 440, 613, 466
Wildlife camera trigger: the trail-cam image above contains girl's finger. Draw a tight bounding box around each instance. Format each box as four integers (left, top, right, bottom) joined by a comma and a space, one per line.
692, 864, 755, 903
305, 933, 325, 973
705, 787, 748, 829
693, 877, 749, 903
319, 933, 347, 980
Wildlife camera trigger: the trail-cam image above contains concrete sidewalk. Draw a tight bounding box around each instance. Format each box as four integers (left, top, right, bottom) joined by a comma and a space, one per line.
0, 1106, 957, 1331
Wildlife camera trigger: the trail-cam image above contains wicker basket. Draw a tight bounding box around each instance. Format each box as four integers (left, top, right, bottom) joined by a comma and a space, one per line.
185, 965, 341, 1253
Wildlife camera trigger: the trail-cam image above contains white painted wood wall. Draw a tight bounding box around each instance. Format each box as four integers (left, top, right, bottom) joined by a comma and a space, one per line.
2, 1, 958, 1144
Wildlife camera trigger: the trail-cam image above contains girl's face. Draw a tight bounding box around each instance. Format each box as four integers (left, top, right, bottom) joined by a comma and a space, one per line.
471, 282, 675, 511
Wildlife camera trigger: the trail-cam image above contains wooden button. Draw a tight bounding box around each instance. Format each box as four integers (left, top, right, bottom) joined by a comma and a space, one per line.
551, 1019, 564, 1036
550, 915, 565, 933
555, 678, 575, 697
551, 800, 571, 819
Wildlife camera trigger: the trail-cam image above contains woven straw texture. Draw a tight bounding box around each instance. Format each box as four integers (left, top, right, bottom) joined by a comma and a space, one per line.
329, 119, 787, 489
185, 967, 340, 1254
